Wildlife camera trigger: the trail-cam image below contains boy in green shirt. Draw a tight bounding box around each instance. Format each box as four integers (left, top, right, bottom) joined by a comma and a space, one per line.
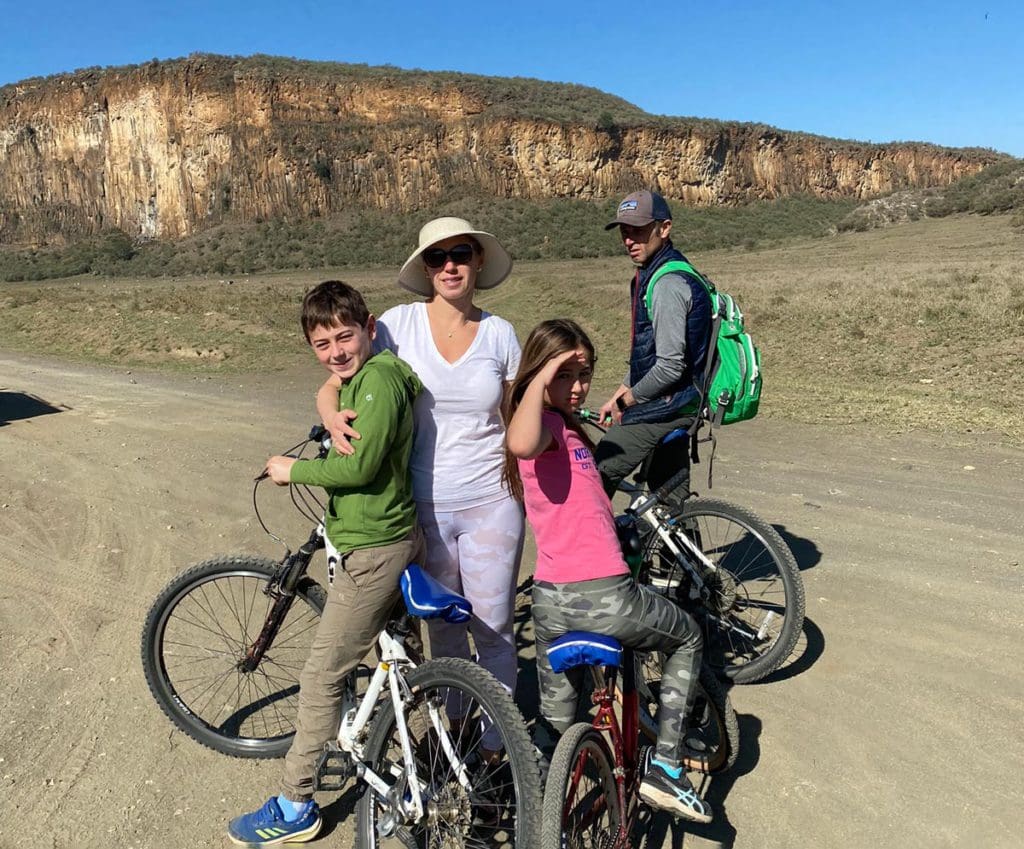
229, 281, 424, 847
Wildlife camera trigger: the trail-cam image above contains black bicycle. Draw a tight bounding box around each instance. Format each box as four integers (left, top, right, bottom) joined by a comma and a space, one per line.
141, 426, 542, 848
580, 410, 805, 683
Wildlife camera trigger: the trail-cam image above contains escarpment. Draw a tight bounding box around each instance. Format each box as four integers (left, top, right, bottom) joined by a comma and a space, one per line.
0, 55, 1005, 243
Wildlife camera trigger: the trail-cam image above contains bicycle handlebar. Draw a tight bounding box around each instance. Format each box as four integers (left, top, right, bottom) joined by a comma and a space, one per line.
576, 407, 609, 431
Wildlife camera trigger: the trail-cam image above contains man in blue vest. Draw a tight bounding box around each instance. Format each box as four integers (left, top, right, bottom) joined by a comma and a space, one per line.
595, 190, 713, 501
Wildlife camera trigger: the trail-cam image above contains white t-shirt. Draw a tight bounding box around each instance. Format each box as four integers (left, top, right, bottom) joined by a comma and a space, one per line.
376, 302, 521, 510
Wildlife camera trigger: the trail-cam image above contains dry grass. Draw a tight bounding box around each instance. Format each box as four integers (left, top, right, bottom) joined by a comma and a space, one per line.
1, 214, 1021, 444
702, 215, 1024, 442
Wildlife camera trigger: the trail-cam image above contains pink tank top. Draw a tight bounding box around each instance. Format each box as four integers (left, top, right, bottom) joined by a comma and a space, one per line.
519, 410, 629, 584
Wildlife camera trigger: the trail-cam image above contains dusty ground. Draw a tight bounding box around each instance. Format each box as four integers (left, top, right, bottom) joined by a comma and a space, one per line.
1, 351, 1022, 849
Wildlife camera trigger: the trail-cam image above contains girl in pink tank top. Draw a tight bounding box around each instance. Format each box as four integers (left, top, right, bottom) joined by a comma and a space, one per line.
502, 319, 628, 584
502, 318, 712, 824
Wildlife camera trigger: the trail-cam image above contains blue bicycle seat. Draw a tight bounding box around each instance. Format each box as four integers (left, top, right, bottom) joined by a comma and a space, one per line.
660, 427, 687, 445
400, 565, 473, 624
547, 632, 622, 673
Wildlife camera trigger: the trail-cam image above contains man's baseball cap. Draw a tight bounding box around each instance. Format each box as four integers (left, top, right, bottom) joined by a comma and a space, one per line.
604, 190, 673, 230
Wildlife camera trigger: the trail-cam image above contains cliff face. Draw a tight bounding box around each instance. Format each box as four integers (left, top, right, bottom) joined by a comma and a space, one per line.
0, 57, 1004, 243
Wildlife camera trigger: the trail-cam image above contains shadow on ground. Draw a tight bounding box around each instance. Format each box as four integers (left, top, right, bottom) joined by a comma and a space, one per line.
0, 390, 68, 426
754, 615, 825, 685
774, 524, 822, 573
319, 784, 363, 841
643, 710, 762, 849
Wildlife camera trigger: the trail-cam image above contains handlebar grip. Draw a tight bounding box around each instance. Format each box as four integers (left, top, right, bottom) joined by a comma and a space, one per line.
576, 408, 608, 431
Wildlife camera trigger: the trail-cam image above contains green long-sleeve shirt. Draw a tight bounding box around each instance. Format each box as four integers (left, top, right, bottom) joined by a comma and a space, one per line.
289, 350, 422, 551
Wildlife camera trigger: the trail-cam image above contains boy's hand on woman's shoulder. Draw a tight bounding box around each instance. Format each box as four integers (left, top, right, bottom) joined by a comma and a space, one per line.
327, 409, 360, 456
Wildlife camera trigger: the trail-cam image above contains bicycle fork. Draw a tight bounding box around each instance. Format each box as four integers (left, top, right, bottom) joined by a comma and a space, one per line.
239, 534, 322, 672
589, 664, 643, 848
339, 632, 474, 831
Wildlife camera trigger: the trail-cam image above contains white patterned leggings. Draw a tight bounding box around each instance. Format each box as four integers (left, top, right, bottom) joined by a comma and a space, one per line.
419, 495, 525, 706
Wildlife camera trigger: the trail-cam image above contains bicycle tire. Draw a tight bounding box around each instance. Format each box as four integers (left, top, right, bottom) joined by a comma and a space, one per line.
642, 497, 805, 683
355, 657, 542, 849
540, 722, 621, 849
141, 555, 326, 758
636, 658, 738, 773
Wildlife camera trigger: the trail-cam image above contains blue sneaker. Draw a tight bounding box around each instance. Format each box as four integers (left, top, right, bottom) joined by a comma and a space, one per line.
228, 797, 322, 846
639, 758, 713, 824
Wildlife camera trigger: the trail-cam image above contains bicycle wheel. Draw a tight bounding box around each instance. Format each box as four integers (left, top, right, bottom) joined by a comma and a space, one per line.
541, 722, 620, 849
642, 497, 805, 683
355, 657, 542, 849
141, 555, 326, 758
636, 658, 738, 773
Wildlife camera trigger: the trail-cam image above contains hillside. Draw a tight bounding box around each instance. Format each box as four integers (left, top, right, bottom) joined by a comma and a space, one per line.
837, 158, 1024, 231
1, 213, 1021, 443
0, 54, 1007, 246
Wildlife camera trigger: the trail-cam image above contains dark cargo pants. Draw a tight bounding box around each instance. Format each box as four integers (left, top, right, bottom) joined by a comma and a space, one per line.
594, 412, 693, 500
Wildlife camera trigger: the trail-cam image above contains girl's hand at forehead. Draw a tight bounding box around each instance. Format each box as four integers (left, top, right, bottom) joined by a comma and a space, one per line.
538, 347, 589, 385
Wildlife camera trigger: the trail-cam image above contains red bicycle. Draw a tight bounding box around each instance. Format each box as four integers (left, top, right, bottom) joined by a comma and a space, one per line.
539, 631, 737, 848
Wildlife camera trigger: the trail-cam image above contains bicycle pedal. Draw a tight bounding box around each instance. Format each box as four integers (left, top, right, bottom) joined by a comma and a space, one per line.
312, 745, 353, 791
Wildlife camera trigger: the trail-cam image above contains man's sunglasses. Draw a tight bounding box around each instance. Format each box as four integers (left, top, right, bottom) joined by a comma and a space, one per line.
422, 243, 476, 268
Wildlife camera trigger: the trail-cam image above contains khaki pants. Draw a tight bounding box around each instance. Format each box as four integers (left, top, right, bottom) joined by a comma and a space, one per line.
281, 526, 425, 801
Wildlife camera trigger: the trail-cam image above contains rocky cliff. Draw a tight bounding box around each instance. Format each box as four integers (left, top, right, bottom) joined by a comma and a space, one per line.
0, 55, 1006, 243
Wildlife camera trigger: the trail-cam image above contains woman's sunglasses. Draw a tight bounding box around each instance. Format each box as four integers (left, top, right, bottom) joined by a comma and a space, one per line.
422, 243, 476, 268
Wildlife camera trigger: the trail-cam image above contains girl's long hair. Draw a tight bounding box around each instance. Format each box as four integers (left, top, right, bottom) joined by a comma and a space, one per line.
502, 318, 598, 502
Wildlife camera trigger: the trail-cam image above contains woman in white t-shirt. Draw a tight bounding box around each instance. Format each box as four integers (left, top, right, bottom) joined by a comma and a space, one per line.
317, 218, 523, 751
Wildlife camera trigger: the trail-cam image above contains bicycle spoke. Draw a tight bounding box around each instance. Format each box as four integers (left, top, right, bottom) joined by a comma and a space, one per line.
363, 670, 530, 848
149, 564, 323, 749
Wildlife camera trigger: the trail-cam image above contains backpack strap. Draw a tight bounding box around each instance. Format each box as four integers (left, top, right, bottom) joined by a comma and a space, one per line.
644, 260, 715, 314
643, 259, 721, 429
644, 260, 728, 490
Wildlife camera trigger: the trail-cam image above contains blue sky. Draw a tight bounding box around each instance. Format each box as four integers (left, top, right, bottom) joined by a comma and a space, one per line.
2, 0, 1021, 157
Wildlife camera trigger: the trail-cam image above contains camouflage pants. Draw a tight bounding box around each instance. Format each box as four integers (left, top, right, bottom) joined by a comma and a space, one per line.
532, 574, 702, 767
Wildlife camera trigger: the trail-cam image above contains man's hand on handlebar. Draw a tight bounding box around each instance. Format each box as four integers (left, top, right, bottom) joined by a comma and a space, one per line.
326, 408, 361, 456
598, 384, 633, 426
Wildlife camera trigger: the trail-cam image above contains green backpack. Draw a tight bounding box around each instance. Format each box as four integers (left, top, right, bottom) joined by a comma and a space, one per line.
646, 260, 762, 428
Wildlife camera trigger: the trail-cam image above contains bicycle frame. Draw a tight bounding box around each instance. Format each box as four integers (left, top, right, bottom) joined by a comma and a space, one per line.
567, 649, 647, 848
335, 625, 473, 825
625, 490, 767, 645
626, 488, 716, 598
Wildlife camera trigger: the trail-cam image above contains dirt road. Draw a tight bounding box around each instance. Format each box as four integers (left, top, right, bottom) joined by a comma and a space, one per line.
1, 352, 1021, 849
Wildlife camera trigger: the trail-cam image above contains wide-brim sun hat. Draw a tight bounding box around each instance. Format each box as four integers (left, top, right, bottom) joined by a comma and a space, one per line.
397, 217, 513, 296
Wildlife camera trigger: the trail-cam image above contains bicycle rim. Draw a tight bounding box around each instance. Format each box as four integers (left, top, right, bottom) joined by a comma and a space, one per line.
141, 556, 325, 757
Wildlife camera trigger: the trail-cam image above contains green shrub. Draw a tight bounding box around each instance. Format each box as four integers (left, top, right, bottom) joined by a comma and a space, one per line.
0, 195, 885, 282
